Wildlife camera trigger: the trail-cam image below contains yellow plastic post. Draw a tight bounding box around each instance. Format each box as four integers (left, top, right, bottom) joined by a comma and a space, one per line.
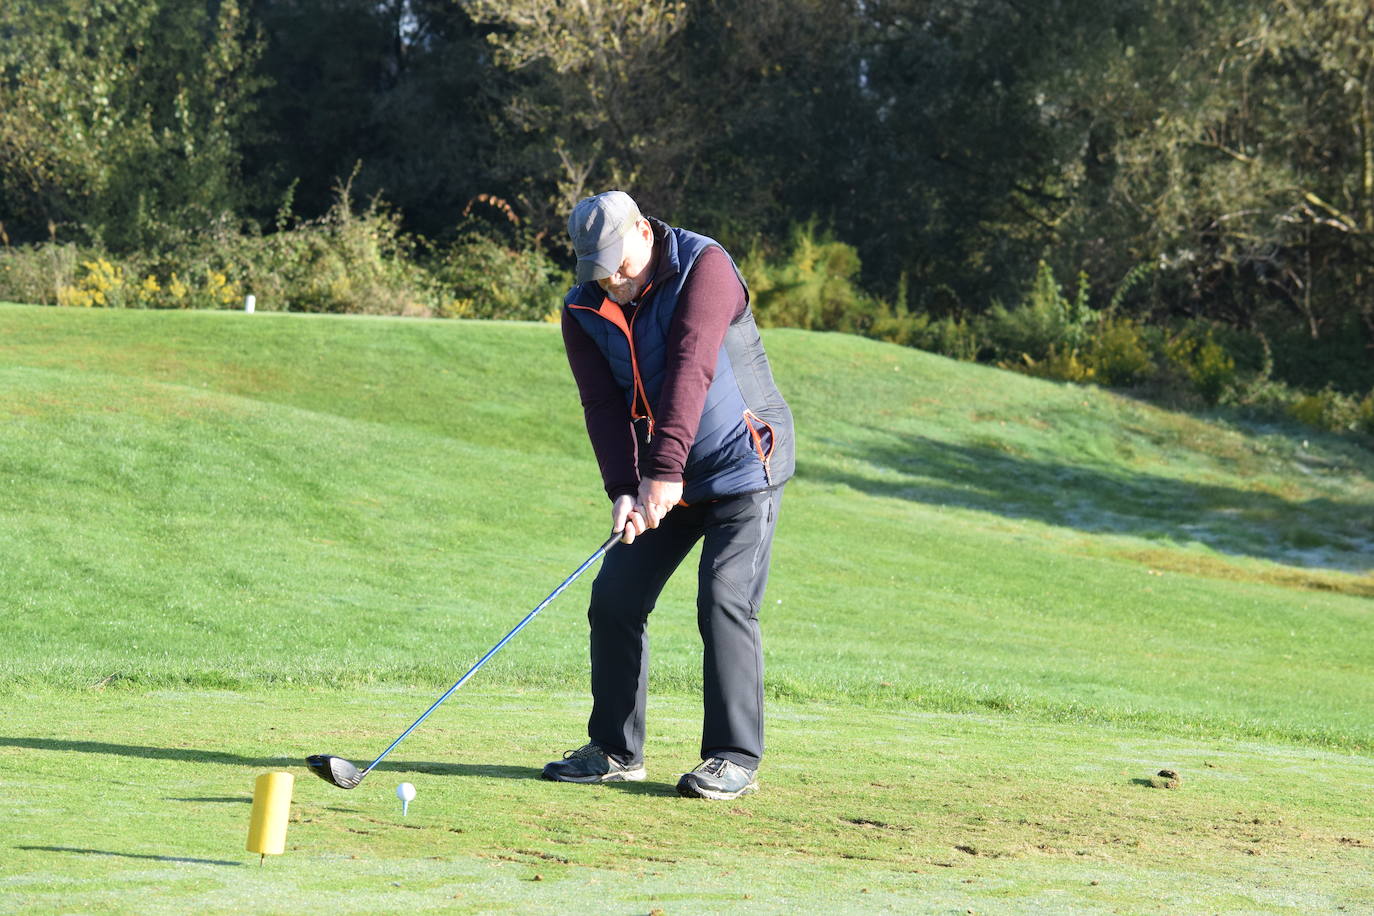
246, 771, 294, 864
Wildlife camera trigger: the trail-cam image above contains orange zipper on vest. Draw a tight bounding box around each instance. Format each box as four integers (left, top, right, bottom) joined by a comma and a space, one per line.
569, 290, 656, 440
742, 409, 775, 484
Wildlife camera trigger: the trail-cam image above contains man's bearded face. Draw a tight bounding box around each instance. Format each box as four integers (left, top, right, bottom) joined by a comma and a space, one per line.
597, 222, 654, 304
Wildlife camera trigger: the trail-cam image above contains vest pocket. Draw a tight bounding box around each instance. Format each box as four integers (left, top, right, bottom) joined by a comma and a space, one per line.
742, 410, 776, 485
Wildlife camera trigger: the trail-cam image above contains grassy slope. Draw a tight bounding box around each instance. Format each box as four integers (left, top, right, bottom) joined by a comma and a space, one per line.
2, 304, 1370, 744
1, 303, 1372, 912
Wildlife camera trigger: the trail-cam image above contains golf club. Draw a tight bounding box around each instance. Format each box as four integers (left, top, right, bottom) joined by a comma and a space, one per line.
306, 531, 621, 789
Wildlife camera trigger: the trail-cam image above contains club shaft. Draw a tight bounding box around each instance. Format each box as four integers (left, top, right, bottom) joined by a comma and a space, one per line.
360, 532, 621, 777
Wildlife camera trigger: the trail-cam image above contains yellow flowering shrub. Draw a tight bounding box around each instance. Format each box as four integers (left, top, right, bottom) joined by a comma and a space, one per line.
435, 297, 475, 319
58, 258, 127, 308
1010, 347, 1097, 383
51, 257, 245, 310
205, 270, 240, 307
165, 272, 190, 304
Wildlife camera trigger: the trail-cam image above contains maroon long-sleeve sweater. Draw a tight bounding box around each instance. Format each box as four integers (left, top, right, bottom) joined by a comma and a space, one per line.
562, 244, 747, 501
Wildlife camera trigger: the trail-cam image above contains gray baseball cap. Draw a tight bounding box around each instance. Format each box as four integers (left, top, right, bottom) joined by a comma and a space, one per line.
568, 190, 642, 283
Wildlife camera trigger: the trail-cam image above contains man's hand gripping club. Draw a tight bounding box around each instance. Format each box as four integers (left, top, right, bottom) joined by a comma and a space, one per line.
613, 477, 685, 544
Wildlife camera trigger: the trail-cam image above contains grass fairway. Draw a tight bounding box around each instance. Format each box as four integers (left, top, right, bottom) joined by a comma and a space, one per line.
1, 302, 1372, 912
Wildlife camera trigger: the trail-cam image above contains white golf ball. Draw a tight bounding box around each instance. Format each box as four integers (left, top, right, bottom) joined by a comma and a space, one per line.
396, 782, 416, 802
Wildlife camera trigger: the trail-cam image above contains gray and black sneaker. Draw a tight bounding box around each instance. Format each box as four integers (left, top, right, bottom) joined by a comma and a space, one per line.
676, 757, 759, 800
541, 743, 646, 783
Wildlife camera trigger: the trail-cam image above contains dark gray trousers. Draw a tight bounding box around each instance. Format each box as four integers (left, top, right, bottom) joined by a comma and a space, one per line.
587, 486, 782, 770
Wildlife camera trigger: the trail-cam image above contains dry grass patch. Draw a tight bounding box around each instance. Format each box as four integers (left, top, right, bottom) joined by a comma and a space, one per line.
1116, 548, 1374, 599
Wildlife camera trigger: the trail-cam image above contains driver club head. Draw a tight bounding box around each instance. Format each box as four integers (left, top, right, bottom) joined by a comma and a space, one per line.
306, 754, 364, 789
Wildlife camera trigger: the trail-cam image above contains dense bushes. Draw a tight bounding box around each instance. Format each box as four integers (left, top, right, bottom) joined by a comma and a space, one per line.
908, 262, 1372, 438
430, 232, 567, 322
746, 235, 1372, 439
743, 225, 879, 334
4, 0, 1373, 423
0, 188, 568, 322
3, 216, 1370, 441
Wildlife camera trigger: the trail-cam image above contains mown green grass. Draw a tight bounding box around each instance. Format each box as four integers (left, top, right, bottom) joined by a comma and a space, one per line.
1, 303, 1372, 912
4, 689, 1373, 914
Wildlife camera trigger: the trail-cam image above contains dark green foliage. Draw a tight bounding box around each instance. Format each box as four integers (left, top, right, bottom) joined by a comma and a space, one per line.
982, 263, 1095, 363
1284, 387, 1374, 437
0, 181, 445, 315
1086, 318, 1154, 388
1, 0, 1371, 414
0, 0, 263, 251
744, 224, 879, 333
241, 0, 493, 238
430, 231, 570, 321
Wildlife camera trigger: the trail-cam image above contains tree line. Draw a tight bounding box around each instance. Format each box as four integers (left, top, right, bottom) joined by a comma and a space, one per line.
1, 0, 1371, 418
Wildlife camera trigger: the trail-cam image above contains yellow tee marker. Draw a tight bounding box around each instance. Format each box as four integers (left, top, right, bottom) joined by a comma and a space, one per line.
246, 772, 294, 865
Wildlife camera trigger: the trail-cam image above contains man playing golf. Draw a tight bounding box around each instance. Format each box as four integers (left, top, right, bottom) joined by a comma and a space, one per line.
543, 190, 794, 800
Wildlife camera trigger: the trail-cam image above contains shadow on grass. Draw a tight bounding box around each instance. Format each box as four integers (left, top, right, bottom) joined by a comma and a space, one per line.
0, 738, 555, 783
16, 846, 242, 867
374, 762, 680, 795
0, 736, 289, 767
369, 760, 542, 780
592, 780, 681, 797
803, 430, 1374, 572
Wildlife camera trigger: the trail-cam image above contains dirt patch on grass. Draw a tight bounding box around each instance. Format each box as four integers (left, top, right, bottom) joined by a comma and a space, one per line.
1116, 548, 1374, 599
844, 817, 911, 831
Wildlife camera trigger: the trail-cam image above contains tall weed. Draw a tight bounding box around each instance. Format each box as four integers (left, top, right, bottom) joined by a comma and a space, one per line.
1282, 387, 1374, 435
430, 232, 569, 321
1085, 317, 1154, 387
241, 188, 440, 315
983, 262, 1094, 362
743, 224, 878, 333
1162, 327, 1237, 405
0, 243, 84, 305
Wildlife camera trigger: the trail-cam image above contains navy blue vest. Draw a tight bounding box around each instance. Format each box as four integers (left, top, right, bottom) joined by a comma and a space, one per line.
565, 221, 794, 504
